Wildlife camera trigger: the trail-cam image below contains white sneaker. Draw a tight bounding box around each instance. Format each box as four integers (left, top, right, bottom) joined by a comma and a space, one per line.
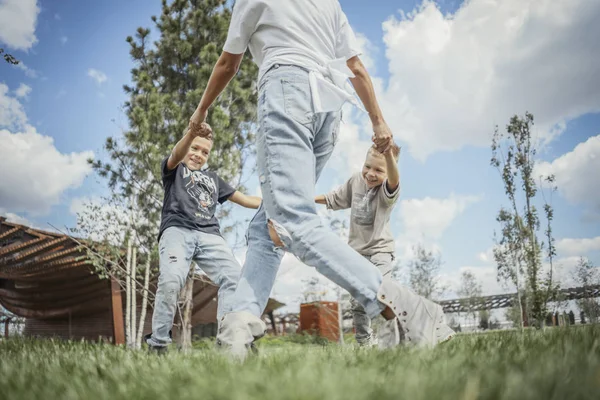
377, 278, 455, 347
372, 315, 401, 349
216, 311, 267, 361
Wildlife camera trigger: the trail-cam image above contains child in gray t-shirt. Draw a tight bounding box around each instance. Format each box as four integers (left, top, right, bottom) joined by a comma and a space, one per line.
316, 142, 401, 346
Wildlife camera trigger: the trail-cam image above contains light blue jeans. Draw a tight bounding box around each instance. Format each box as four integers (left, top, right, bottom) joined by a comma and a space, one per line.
228, 64, 385, 320
147, 226, 241, 347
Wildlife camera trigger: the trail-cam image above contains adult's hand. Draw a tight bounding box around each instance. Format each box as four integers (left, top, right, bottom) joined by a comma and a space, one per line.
372, 121, 393, 153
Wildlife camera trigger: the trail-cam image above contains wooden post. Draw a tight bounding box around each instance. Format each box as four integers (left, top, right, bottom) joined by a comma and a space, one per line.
110, 277, 125, 345
4, 320, 9, 338
268, 310, 277, 336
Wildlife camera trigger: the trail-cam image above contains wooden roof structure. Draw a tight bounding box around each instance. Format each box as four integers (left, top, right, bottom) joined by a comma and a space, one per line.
0, 218, 284, 342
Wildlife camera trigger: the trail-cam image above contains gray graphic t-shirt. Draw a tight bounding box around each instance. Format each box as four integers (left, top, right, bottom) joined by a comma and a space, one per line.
158, 157, 236, 240
324, 172, 400, 255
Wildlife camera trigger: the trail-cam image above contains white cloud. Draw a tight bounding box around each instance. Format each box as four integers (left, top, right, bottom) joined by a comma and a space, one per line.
54, 13, 61, 21
14, 61, 38, 78
556, 237, 600, 257
398, 193, 482, 242
0, 210, 34, 227
0, 83, 93, 215
0, 83, 28, 129
55, 89, 67, 99
14, 83, 32, 99
378, 0, 600, 160
328, 106, 372, 175
441, 265, 505, 298
87, 68, 108, 85
60, 36, 68, 45
0, 0, 40, 50
536, 135, 600, 216
354, 32, 376, 73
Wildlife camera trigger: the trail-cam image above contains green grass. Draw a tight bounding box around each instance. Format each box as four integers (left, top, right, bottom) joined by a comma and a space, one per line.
1, 326, 599, 400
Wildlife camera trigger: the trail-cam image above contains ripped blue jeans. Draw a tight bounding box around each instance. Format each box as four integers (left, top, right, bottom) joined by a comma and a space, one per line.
227, 64, 385, 320
147, 226, 241, 347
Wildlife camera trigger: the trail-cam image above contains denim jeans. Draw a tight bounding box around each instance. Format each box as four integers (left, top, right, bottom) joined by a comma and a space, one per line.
350, 253, 395, 345
147, 226, 241, 347
227, 64, 385, 320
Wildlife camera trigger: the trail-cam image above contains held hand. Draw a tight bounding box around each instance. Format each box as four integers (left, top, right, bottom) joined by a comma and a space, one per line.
188, 120, 213, 139
190, 107, 207, 126
372, 121, 393, 153
188, 108, 212, 139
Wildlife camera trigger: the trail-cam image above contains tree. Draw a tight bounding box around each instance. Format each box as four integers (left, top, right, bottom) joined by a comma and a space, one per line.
406, 244, 447, 300
90, 0, 259, 252
85, 0, 259, 349
457, 270, 482, 328
573, 257, 600, 323
1, 48, 19, 65
70, 196, 157, 349
491, 112, 559, 328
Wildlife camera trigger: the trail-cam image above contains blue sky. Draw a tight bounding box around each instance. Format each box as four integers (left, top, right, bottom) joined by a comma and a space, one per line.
1, 0, 599, 310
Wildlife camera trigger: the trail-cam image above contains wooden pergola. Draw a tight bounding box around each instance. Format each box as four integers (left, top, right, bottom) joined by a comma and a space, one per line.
0, 218, 283, 343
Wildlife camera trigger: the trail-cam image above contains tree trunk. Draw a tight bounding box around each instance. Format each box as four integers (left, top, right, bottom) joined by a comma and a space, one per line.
125, 237, 132, 347
136, 257, 151, 349
131, 247, 137, 346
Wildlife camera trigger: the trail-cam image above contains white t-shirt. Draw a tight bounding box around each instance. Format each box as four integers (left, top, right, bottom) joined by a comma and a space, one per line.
223, 0, 363, 113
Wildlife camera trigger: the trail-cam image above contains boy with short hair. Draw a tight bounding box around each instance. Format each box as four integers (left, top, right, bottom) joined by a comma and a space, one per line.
146, 123, 261, 352
316, 143, 402, 346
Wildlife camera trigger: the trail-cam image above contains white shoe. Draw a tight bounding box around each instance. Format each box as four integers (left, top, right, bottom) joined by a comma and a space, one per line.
377, 278, 455, 347
372, 315, 401, 349
216, 311, 267, 361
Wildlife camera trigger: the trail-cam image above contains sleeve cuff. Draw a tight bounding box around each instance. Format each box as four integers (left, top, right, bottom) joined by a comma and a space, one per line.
383, 180, 400, 200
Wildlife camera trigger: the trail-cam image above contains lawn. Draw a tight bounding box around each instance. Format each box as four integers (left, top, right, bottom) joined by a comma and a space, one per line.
1, 326, 599, 400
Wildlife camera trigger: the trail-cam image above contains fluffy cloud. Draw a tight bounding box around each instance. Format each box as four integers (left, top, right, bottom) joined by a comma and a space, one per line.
536, 135, 600, 217
0, 0, 40, 50
87, 68, 108, 85
0, 83, 93, 215
378, 0, 600, 160
0, 83, 27, 129
14, 61, 39, 78
0, 210, 34, 227
398, 193, 482, 242
14, 83, 31, 99
328, 109, 372, 175
556, 237, 600, 257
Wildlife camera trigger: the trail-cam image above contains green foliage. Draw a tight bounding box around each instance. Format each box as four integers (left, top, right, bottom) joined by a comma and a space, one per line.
458, 270, 482, 324
2, 327, 600, 400
405, 244, 447, 300
90, 0, 259, 250
491, 112, 559, 327
573, 258, 600, 323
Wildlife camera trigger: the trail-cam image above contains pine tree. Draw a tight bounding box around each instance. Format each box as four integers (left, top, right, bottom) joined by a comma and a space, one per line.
91, 0, 259, 250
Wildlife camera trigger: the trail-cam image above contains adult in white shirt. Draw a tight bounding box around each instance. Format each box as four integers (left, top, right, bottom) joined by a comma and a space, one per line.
189, 0, 454, 359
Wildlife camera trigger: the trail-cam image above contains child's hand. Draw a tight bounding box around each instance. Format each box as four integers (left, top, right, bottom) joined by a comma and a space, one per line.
188, 120, 213, 139
372, 121, 393, 153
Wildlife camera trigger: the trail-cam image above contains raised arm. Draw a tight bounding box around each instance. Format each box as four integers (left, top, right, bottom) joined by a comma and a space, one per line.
384, 150, 400, 193
347, 56, 392, 153
190, 52, 245, 127
166, 124, 212, 170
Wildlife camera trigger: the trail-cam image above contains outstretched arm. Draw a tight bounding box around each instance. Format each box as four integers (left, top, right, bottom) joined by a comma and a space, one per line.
190, 52, 245, 127
315, 195, 327, 205
166, 124, 212, 171
228, 191, 262, 209
384, 150, 400, 193
347, 56, 392, 153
